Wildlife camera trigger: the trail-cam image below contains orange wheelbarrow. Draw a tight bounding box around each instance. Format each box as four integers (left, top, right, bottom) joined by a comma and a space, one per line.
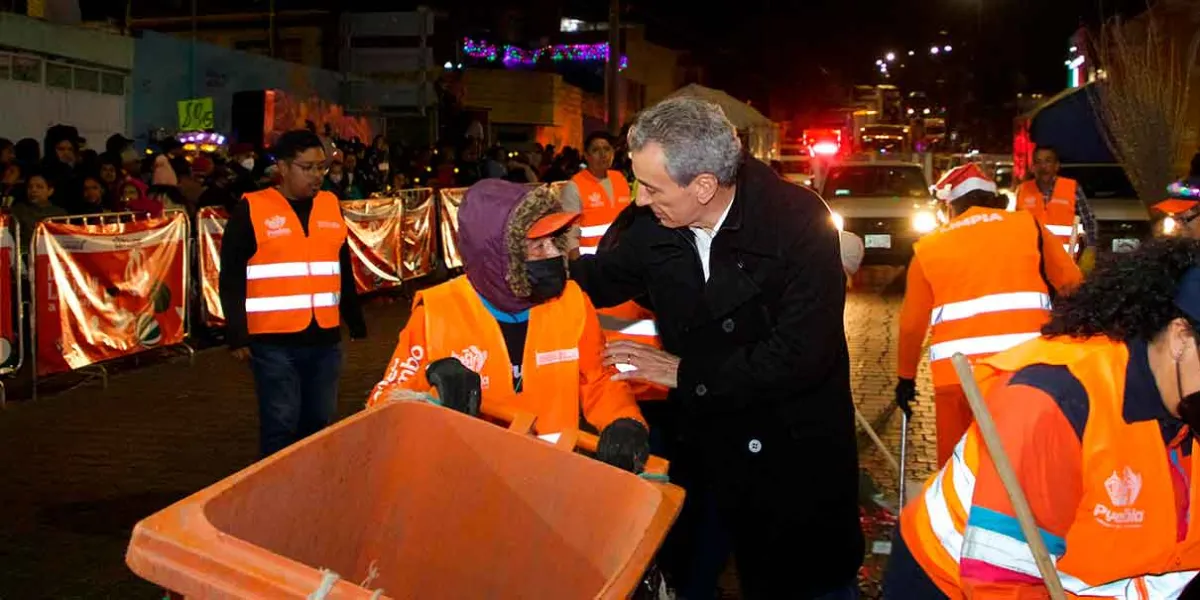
126, 400, 684, 599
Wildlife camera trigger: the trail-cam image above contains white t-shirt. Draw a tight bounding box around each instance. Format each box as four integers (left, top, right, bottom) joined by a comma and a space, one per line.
690, 199, 734, 282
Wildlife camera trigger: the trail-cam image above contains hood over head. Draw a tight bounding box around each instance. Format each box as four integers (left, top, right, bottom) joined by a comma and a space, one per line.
458, 179, 570, 313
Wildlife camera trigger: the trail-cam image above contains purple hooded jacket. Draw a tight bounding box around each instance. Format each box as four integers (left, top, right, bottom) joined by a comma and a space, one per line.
457, 179, 536, 314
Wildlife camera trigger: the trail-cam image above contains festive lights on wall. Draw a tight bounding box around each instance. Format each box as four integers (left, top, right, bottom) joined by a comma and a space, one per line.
460, 38, 628, 70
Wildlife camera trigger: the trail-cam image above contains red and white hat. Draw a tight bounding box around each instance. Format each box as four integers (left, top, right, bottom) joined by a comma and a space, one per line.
932, 163, 997, 203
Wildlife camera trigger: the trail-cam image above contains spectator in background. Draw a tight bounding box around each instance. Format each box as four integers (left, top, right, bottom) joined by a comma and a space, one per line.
13, 138, 40, 169
12, 168, 67, 250
455, 141, 483, 187
98, 153, 124, 203
482, 145, 508, 179
74, 174, 107, 215
0, 139, 14, 169
323, 151, 364, 200
42, 125, 82, 206
1, 162, 24, 209
342, 152, 372, 197
504, 152, 539, 184
105, 133, 134, 162
116, 177, 163, 217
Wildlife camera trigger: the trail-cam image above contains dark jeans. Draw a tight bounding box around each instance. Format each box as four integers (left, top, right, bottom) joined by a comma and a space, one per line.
882, 527, 949, 600
249, 342, 343, 458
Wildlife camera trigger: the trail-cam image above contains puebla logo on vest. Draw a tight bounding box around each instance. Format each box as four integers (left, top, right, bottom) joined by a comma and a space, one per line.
1094, 467, 1144, 528
264, 215, 292, 238
452, 345, 490, 389
586, 191, 606, 208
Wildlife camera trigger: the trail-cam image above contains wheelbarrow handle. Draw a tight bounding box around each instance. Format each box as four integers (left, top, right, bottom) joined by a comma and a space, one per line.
484, 404, 671, 476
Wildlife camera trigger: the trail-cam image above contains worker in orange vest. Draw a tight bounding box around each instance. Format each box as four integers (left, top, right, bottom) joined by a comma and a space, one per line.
1015, 145, 1098, 271
896, 163, 1082, 465
219, 129, 367, 458
370, 179, 650, 472
886, 238, 1200, 599
561, 132, 669, 412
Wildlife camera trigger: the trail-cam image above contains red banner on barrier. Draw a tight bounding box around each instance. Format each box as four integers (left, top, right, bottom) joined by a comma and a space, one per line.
400, 188, 435, 280
439, 187, 466, 270
0, 214, 15, 370
34, 212, 188, 376
342, 198, 403, 293
197, 206, 227, 327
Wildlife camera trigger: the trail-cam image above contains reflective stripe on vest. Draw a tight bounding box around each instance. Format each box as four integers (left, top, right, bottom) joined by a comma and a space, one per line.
1016, 178, 1077, 247
930, 291, 1052, 326
246, 261, 341, 280
597, 313, 658, 337
1045, 224, 1074, 237
246, 292, 340, 313
928, 332, 1041, 362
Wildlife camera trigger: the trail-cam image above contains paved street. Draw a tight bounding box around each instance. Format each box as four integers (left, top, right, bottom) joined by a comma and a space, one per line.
0, 267, 935, 598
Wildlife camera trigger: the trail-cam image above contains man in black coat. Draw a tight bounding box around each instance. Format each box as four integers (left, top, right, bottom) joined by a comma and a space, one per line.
570, 96, 864, 599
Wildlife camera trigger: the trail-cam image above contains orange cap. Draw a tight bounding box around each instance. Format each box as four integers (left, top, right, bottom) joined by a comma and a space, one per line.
527, 211, 580, 239
1154, 198, 1199, 216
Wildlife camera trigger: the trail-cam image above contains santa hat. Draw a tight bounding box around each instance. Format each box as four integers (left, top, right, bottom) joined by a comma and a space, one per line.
932, 163, 997, 203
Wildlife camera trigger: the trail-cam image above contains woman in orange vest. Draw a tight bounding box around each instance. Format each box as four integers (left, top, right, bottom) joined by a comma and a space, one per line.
886, 238, 1200, 599
896, 163, 1082, 465
370, 179, 650, 471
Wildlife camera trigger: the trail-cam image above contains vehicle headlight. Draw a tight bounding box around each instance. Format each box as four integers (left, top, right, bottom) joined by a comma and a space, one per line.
831, 211, 844, 231
1163, 216, 1178, 235
912, 211, 938, 234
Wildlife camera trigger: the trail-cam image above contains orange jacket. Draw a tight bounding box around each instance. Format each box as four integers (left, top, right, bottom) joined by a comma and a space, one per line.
572, 169, 632, 255
368, 276, 644, 434
244, 188, 346, 335
1016, 177, 1078, 253
901, 336, 1200, 599
572, 169, 666, 400
898, 207, 1082, 389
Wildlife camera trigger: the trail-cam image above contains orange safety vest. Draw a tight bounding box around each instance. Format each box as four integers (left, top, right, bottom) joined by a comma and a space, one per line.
572, 170, 665, 400
245, 188, 346, 335
1016, 177, 1078, 254
901, 336, 1200, 598
416, 276, 588, 434
911, 207, 1053, 389
572, 169, 632, 255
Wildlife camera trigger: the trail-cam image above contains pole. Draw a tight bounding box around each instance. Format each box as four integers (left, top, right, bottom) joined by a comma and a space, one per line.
189, 0, 197, 99
268, 0, 277, 59
606, 0, 621, 135
951, 354, 1067, 600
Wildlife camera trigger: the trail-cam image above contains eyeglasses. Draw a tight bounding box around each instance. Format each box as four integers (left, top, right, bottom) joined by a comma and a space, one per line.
288, 161, 329, 176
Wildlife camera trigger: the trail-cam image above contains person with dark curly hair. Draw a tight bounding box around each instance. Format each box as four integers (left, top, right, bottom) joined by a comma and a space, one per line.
885, 238, 1200, 599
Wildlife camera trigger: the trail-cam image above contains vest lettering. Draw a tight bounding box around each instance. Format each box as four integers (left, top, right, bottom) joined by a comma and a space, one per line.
1093, 503, 1146, 527
395, 345, 425, 384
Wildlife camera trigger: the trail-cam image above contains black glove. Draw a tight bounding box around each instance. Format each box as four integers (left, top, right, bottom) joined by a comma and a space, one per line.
426, 357, 481, 417
596, 418, 650, 473
895, 378, 916, 418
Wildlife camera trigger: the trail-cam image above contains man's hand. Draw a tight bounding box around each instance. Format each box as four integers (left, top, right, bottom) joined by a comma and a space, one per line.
603, 339, 680, 389
231, 347, 251, 362
895, 378, 916, 418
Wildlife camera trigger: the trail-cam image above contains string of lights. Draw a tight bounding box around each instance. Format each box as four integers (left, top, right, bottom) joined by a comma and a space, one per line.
461, 38, 628, 70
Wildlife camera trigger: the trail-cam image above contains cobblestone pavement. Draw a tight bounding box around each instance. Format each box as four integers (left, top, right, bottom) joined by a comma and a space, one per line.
0, 268, 935, 599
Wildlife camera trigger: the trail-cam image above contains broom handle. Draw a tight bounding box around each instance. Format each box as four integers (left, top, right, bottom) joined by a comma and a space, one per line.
951, 353, 1067, 600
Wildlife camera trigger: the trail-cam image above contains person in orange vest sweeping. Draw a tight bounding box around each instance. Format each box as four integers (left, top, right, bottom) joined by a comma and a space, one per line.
369, 179, 650, 472
1015, 145, 1098, 272
896, 163, 1082, 465
219, 129, 367, 458
885, 238, 1200, 599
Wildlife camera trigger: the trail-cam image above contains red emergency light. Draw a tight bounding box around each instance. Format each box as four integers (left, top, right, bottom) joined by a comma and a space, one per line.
803, 128, 842, 157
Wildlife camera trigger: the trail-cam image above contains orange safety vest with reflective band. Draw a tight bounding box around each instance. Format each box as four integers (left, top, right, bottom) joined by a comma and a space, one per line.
572, 170, 664, 399
1016, 177, 1078, 254
245, 188, 346, 335
417, 276, 586, 434
911, 207, 1052, 389
901, 336, 1200, 599
572, 169, 631, 256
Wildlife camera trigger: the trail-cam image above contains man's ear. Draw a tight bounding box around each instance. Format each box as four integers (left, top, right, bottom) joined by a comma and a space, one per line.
691, 173, 719, 205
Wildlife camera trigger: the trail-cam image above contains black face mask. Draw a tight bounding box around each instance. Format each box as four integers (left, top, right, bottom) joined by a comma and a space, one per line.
526, 256, 567, 303
1175, 348, 1200, 431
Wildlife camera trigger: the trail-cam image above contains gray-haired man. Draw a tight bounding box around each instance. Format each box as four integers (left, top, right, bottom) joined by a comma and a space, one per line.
570, 96, 863, 598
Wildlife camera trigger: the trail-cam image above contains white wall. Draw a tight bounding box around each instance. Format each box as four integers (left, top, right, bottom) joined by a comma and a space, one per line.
0, 78, 126, 145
